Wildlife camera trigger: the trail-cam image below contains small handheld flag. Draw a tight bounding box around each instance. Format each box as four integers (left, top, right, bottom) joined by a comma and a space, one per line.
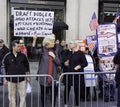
113, 9, 119, 24
89, 12, 99, 31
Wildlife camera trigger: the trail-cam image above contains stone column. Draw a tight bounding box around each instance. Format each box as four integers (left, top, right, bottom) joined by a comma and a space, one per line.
78, 0, 99, 39
66, 0, 99, 42
66, 0, 79, 43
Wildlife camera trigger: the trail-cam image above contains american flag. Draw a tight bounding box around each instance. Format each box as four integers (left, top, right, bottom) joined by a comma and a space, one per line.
113, 9, 119, 24
89, 12, 99, 31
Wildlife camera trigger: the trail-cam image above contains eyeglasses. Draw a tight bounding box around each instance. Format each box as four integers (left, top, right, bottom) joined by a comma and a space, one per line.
19, 43, 24, 44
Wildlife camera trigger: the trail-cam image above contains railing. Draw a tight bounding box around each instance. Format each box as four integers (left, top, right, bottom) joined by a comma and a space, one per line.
0, 74, 55, 107
0, 71, 117, 107
58, 71, 116, 107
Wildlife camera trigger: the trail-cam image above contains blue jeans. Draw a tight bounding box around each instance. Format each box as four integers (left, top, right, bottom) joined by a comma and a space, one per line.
117, 83, 120, 107
104, 81, 115, 98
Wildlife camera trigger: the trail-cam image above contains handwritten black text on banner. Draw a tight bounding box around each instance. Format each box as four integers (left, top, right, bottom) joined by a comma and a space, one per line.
14, 10, 54, 37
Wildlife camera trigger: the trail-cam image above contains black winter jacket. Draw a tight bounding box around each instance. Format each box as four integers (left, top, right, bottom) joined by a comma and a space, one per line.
0, 45, 9, 65
2, 52, 30, 83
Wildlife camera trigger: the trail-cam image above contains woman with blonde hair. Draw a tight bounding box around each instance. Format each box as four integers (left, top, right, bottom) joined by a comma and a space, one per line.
63, 40, 88, 107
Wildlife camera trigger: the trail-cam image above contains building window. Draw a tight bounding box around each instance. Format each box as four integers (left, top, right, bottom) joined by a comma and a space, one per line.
9, 0, 66, 60
99, 0, 120, 32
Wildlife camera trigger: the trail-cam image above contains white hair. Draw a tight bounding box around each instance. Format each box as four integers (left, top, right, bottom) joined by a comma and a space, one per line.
42, 34, 55, 46
67, 40, 79, 51
69, 40, 78, 47
19, 39, 24, 43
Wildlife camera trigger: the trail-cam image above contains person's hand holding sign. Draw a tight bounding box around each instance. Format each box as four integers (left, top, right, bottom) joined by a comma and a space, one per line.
32, 33, 37, 47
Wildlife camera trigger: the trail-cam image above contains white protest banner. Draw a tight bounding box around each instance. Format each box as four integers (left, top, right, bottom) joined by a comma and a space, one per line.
97, 23, 118, 57
84, 54, 96, 87
14, 10, 54, 37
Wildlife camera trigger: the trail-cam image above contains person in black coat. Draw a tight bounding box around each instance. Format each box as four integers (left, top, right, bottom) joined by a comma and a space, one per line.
0, 39, 9, 66
1, 40, 30, 107
0, 39, 9, 85
63, 41, 88, 107
113, 50, 120, 107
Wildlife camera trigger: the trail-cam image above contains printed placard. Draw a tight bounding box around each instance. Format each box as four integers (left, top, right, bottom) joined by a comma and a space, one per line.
86, 35, 97, 55
98, 56, 115, 80
97, 23, 118, 56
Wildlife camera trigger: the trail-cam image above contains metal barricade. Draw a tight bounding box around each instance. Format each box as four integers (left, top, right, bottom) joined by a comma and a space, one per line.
58, 71, 117, 107
0, 74, 55, 107
0, 71, 117, 107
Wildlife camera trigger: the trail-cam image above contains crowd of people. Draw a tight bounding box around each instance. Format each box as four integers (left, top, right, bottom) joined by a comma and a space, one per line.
0, 33, 120, 107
